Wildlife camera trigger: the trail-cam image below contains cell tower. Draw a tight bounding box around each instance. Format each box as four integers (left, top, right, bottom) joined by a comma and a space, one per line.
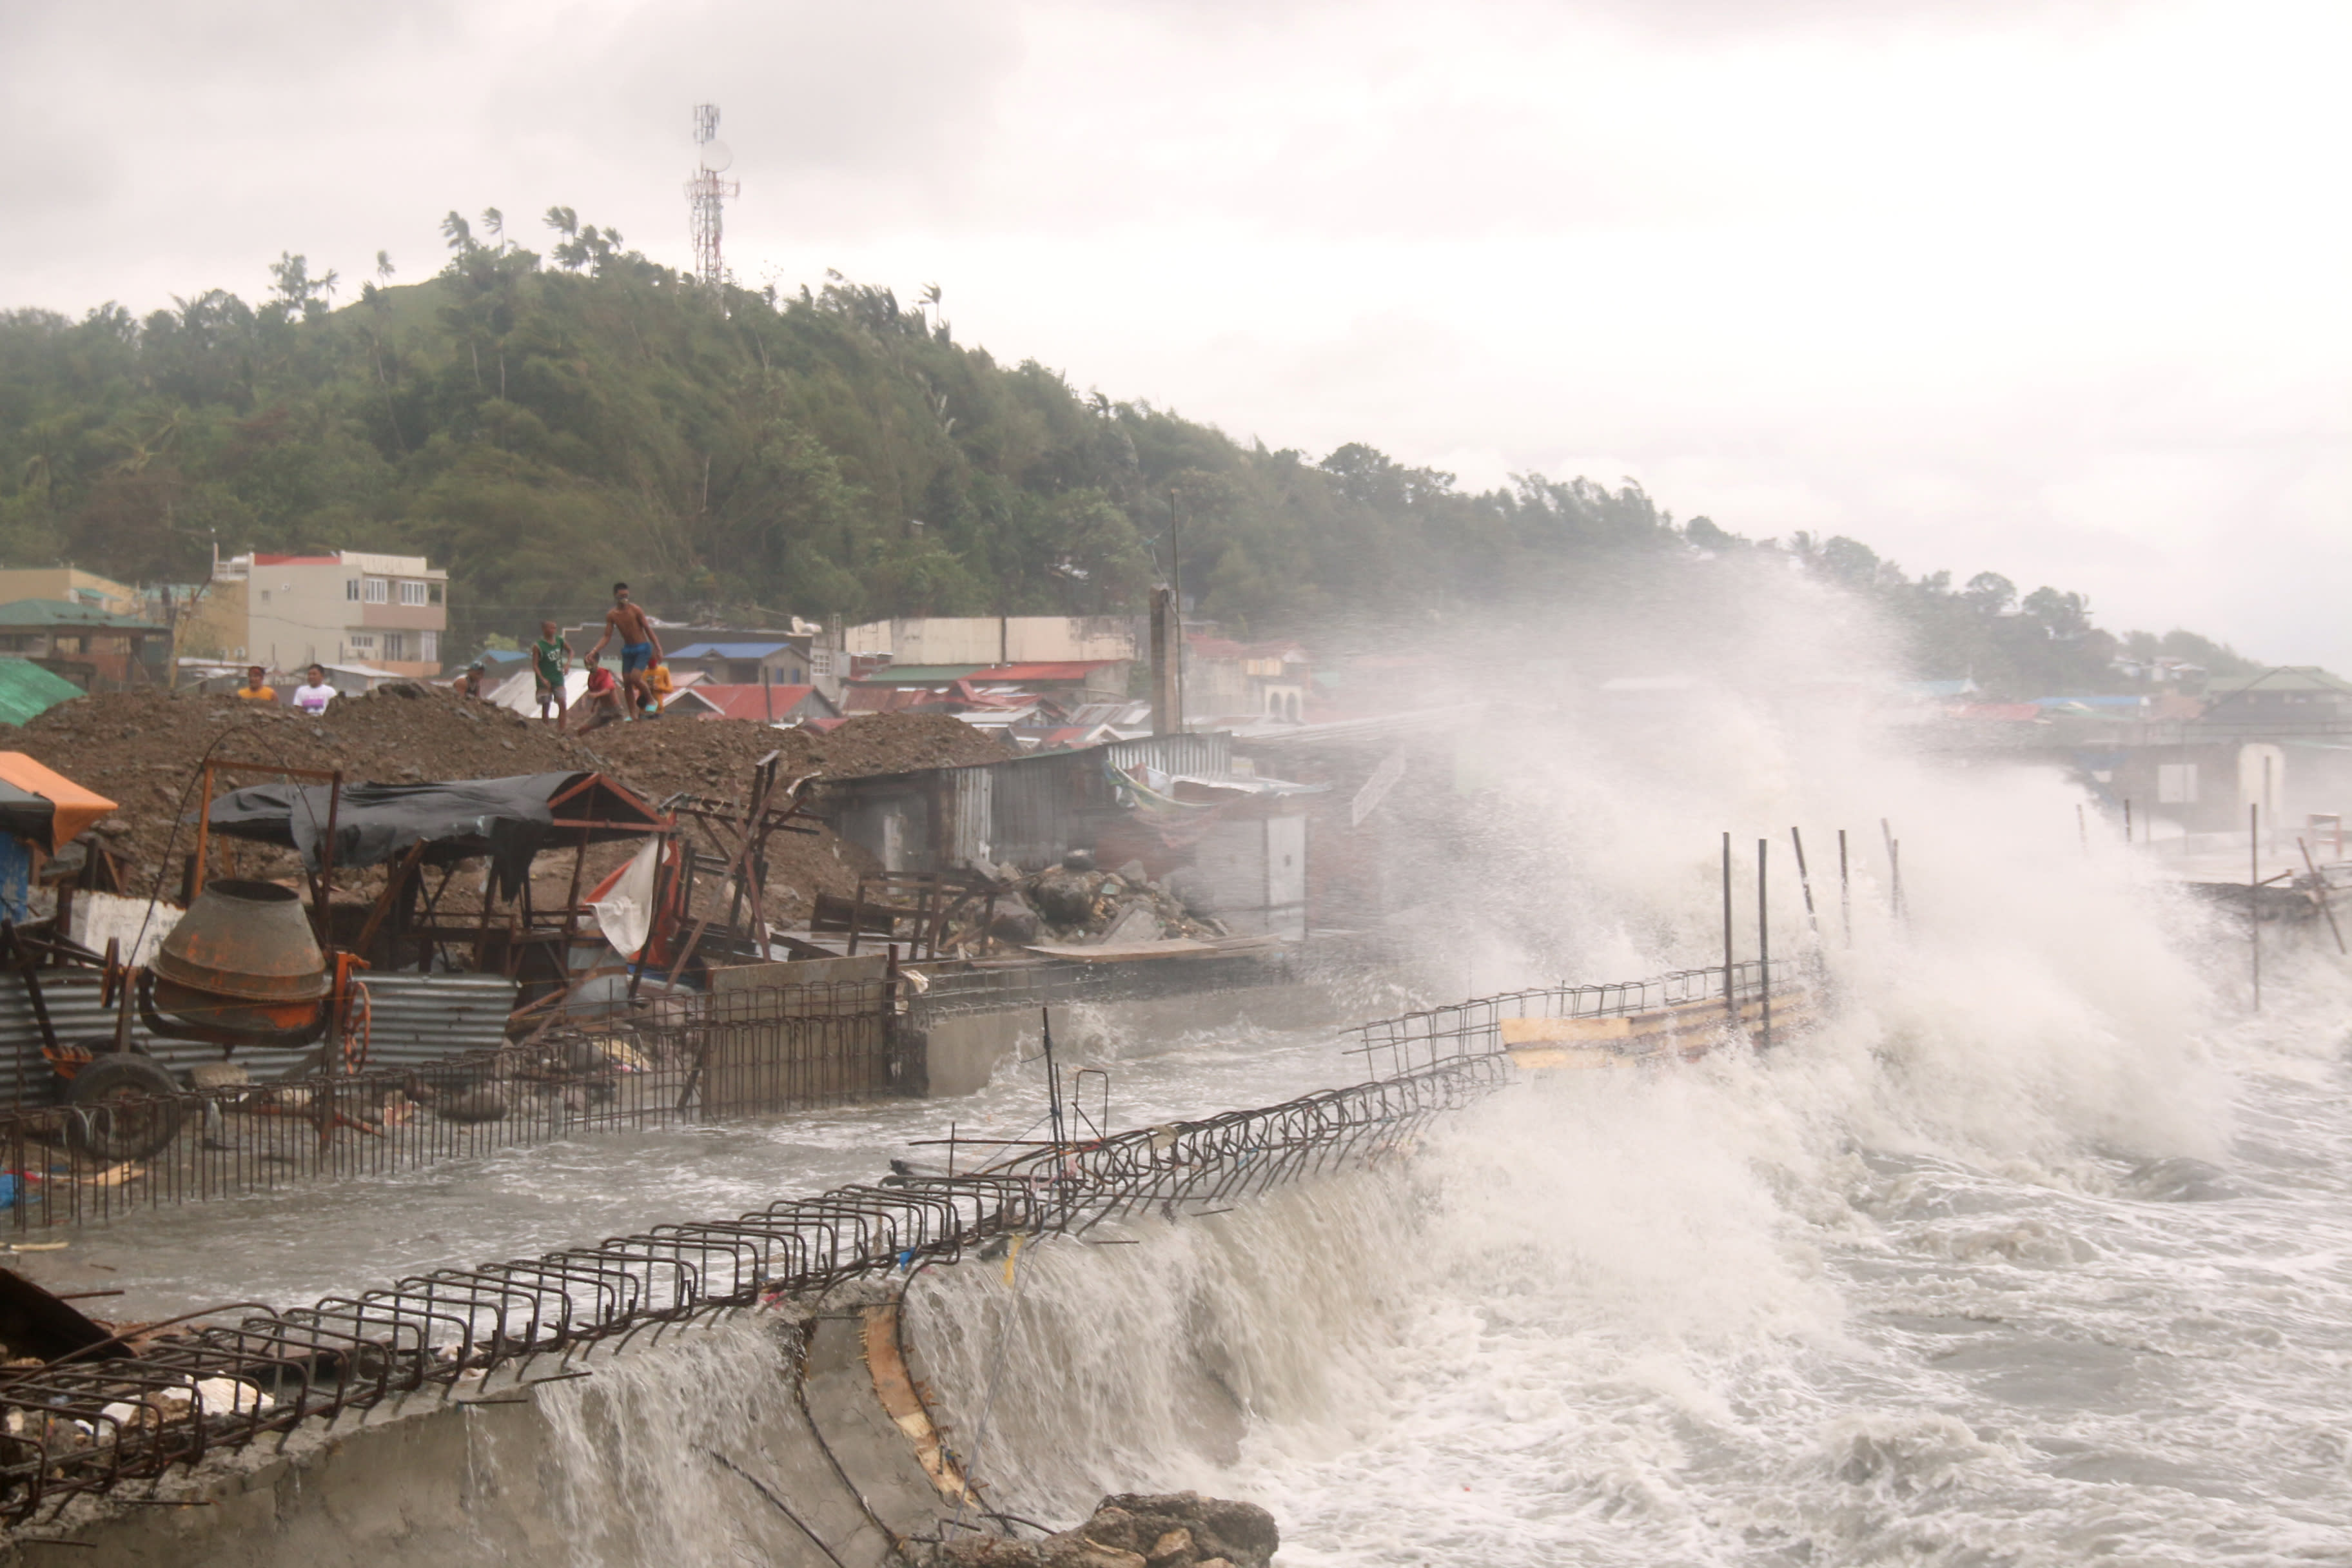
686, 103, 738, 288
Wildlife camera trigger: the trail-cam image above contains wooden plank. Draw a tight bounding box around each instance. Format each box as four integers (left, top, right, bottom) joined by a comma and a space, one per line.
1505, 1043, 1657, 1071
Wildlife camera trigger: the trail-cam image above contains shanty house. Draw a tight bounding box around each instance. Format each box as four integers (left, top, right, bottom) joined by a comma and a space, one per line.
667, 640, 812, 687
0, 600, 172, 691
819, 733, 1317, 939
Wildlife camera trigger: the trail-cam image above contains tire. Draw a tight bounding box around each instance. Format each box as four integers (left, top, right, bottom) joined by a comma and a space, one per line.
65, 1052, 186, 1162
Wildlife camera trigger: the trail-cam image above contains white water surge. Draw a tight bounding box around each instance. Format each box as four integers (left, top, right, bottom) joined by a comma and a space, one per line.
906, 966, 2352, 1565
899, 590, 2352, 1565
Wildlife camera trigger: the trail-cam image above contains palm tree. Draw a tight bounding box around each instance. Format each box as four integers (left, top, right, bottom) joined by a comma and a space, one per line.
480, 208, 505, 252
375, 250, 395, 282
440, 211, 473, 253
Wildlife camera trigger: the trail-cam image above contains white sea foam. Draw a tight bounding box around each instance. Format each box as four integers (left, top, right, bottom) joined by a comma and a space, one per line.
908, 582, 2352, 1565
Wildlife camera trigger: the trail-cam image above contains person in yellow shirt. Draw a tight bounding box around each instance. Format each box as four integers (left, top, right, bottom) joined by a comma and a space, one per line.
641, 660, 673, 716
237, 665, 277, 703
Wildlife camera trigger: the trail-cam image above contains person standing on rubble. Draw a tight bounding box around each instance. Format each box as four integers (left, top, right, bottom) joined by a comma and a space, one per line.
585, 582, 662, 720
531, 620, 571, 724
292, 665, 337, 715
237, 665, 276, 703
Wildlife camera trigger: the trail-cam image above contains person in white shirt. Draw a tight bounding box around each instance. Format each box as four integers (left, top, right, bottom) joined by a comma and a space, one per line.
293, 665, 337, 716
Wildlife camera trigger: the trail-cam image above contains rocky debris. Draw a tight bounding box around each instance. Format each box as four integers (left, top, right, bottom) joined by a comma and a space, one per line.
908, 1492, 1278, 1568
998, 858, 1229, 948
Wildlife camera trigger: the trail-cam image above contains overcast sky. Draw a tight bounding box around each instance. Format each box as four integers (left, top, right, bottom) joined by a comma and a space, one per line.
5, 0, 2344, 668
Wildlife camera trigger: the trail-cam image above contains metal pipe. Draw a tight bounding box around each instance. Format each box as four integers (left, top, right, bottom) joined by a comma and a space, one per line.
2251, 802, 2262, 1012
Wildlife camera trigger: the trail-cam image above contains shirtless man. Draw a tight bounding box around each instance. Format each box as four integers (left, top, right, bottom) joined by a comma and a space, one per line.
585, 583, 662, 718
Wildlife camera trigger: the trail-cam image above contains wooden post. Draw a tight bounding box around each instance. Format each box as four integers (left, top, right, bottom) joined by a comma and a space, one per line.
1758, 837, 1772, 1049
2250, 802, 2262, 1012
1790, 827, 1819, 939
1838, 828, 1851, 945
2298, 838, 2346, 956
1880, 818, 1905, 921
1721, 830, 1736, 1023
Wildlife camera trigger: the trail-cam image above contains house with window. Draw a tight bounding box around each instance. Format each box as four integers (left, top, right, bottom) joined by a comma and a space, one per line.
0, 600, 172, 689
180, 551, 449, 678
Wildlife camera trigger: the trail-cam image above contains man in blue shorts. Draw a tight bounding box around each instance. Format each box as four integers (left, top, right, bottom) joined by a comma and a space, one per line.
585, 582, 663, 719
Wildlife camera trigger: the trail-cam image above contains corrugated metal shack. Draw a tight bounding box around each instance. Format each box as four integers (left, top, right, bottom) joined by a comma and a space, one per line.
819, 734, 1315, 939
0, 970, 519, 1106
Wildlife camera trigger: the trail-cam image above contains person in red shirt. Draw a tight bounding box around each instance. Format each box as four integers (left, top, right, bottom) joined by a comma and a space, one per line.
569, 665, 627, 733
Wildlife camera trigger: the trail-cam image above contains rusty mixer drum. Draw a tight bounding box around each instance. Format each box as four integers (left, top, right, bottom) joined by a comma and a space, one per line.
149, 879, 331, 1038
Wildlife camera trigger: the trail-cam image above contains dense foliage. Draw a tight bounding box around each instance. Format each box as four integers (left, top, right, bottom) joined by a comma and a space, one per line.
0, 211, 2257, 696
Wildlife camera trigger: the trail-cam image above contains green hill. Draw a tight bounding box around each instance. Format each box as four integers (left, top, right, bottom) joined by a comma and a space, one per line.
0, 214, 2259, 696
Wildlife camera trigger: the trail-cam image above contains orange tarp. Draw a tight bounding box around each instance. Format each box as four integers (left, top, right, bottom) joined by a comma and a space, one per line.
0, 752, 117, 847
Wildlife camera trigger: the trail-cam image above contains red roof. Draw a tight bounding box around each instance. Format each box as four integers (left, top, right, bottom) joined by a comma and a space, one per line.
675, 683, 828, 721
843, 685, 943, 714
251, 553, 342, 566
966, 661, 1118, 682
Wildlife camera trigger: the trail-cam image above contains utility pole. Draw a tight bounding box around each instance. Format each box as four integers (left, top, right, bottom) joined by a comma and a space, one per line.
1168, 487, 1186, 729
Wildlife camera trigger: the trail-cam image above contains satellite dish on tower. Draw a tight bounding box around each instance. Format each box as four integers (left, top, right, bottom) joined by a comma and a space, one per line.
698, 139, 733, 172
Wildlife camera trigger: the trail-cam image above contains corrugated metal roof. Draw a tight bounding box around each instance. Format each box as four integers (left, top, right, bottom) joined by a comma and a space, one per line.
677, 683, 834, 721
671, 642, 797, 660
0, 971, 519, 1105
0, 660, 85, 727
852, 664, 989, 685
0, 599, 164, 631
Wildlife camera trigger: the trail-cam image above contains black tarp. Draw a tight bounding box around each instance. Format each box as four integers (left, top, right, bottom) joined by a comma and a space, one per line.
205, 772, 634, 899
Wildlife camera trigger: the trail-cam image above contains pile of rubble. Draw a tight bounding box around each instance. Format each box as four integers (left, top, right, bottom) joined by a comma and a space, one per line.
994, 852, 1227, 948
909, 1492, 1279, 1568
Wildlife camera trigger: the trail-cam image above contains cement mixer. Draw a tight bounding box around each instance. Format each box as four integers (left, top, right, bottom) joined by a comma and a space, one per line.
44, 881, 371, 1161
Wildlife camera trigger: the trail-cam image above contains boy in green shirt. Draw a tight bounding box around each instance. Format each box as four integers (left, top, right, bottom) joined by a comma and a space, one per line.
533, 620, 571, 723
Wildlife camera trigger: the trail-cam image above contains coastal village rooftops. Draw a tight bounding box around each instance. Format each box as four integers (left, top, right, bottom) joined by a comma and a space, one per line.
853, 660, 1121, 687
0, 598, 166, 631
2206, 667, 2352, 696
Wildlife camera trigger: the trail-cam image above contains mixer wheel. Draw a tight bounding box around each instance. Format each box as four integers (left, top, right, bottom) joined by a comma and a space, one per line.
64, 1052, 186, 1162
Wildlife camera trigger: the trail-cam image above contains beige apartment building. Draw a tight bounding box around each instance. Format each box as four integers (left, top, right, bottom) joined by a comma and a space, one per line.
181, 551, 449, 678
0, 568, 146, 618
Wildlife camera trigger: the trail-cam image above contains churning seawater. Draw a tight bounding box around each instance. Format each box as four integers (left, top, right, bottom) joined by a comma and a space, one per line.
899, 954, 2352, 1567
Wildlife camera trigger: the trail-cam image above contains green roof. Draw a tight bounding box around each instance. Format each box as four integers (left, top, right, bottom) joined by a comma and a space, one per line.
0, 658, 85, 726
0, 598, 163, 631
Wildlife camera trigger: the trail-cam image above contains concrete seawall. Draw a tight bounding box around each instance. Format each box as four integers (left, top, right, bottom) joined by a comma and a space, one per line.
6, 1300, 979, 1568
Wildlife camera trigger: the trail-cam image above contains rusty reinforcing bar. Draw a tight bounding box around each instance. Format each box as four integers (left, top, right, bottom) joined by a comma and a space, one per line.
0, 1044, 1510, 1525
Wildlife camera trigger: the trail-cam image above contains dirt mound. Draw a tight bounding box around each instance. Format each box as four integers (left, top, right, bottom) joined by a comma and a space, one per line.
12, 691, 1012, 916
